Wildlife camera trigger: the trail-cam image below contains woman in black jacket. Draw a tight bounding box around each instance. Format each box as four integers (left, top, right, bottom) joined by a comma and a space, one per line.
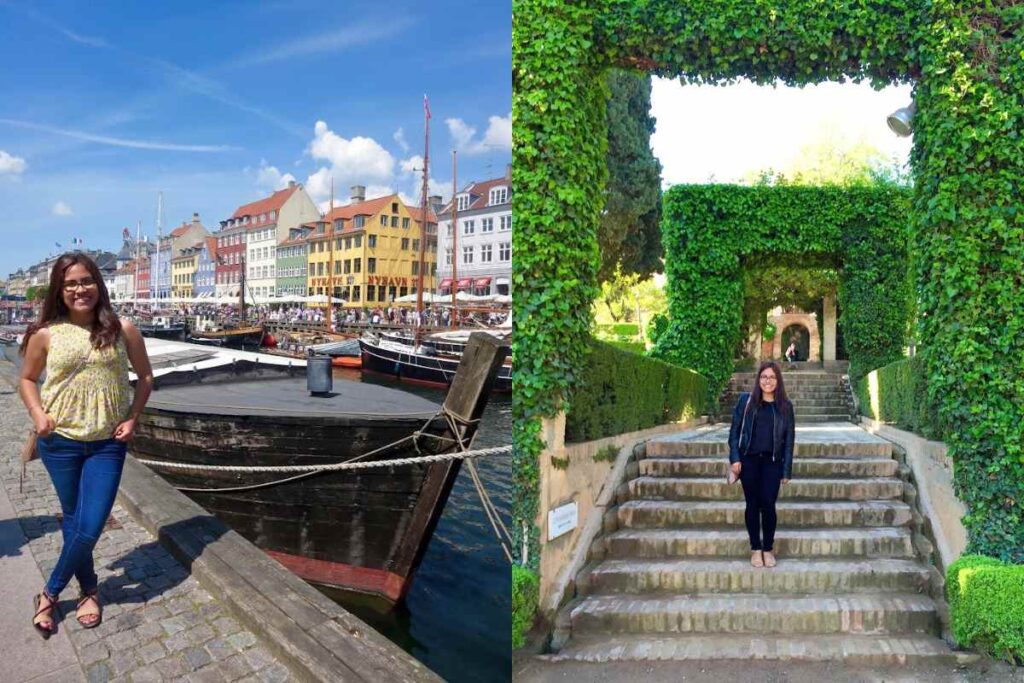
727, 361, 795, 568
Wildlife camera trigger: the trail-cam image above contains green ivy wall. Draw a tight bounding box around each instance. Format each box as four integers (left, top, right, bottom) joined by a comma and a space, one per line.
514, 0, 1024, 566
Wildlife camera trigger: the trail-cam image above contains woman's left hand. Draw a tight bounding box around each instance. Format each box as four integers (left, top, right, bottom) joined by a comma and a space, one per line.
112, 418, 137, 442
781, 478, 790, 485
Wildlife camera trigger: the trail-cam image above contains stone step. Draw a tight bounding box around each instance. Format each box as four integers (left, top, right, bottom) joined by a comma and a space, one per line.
795, 414, 856, 423
723, 388, 847, 399
628, 476, 904, 501
602, 527, 914, 559
579, 558, 931, 595
544, 633, 959, 665
647, 439, 892, 458
617, 500, 914, 529
638, 458, 898, 479
569, 593, 939, 635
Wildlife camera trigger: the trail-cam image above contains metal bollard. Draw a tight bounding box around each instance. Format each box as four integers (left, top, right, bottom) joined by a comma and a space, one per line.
306, 353, 333, 395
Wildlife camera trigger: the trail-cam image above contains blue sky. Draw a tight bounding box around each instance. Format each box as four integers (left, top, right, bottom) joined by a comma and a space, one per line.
0, 0, 511, 278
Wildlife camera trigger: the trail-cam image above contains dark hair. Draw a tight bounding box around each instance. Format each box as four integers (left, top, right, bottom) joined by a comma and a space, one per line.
751, 360, 789, 407
19, 253, 122, 355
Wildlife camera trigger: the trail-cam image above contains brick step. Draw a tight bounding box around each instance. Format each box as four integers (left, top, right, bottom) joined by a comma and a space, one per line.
543, 633, 959, 665
578, 558, 931, 595
628, 476, 904, 502
647, 440, 892, 458
602, 527, 914, 559
569, 593, 939, 635
617, 500, 914, 529
639, 458, 898, 479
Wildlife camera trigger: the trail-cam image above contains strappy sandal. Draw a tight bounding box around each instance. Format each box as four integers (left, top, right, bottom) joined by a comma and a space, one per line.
763, 551, 777, 568
32, 591, 56, 639
76, 591, 102, 629
750, 551, 764, 568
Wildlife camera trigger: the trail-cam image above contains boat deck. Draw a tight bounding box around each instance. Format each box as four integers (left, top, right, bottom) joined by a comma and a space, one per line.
148, 375, 440, 419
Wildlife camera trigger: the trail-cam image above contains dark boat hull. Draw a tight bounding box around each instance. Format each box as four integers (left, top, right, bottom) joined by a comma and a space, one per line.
132, 375, 457, 601
137, 324, 188, 341
360, 340, 512, 392
188, 327, 264, 349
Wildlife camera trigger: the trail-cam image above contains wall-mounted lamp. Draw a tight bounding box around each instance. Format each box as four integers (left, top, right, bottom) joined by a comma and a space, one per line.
887, 102, 916, 137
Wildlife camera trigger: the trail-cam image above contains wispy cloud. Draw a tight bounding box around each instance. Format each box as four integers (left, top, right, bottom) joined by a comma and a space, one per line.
5, 3, 109, 48
224, 18, 416, 69
52, 201, 73, 216
0, 119, 237, 152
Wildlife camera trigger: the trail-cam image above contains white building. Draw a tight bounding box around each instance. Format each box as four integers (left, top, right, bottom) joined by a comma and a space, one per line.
436, 165, 512, 296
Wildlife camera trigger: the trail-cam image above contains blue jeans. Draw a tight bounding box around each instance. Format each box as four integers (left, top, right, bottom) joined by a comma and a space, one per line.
38, 432, 126, 597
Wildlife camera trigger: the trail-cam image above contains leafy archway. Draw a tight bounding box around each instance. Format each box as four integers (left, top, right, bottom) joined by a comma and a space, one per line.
654, 183, 912, 391
514, 0, 1024, 565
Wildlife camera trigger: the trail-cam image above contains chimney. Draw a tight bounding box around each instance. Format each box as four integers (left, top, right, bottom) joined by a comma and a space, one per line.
350, 185, 365, 204
428, 194, 442, 211
288, 180, 296, 189
505, 163, 512, 180
192, 212, 200, 225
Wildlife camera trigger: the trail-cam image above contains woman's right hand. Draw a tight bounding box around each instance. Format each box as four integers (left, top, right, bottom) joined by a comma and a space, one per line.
32, 409, 56, 437
730, 462, 742, 476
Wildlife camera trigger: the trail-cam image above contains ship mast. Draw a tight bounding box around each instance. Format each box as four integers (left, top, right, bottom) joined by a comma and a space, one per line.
326, 177, 335, 334
414, 95, 430, 340
153, 191, 162, 307
450, 150, 459, 329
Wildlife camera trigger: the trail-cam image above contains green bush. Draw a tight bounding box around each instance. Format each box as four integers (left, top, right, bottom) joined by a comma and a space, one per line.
566, 338, 708, 443
604, 339, 646, 355
763, 321, 777, 341
855, 356, 948, 440
946, 555, 1024, 664
646, 313, 669, 346
512, 564, 540, 650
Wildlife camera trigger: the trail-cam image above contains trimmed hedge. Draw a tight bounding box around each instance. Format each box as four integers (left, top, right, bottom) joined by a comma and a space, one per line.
946, 555, 1024, 664
512, 565, 539, 650
566, 338, 708, 443
855, 356, 947, 440
603, 339, 646, 355
596, 322, 640, 337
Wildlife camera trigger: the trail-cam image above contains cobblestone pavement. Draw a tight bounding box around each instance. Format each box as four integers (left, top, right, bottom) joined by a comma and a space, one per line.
0, 368, 293, 682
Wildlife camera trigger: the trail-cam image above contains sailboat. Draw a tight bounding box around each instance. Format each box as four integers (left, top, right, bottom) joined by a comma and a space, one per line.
188, 249, 264, 348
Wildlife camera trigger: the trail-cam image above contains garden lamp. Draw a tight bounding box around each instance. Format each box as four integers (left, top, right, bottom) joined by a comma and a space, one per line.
887, 102, 916, 137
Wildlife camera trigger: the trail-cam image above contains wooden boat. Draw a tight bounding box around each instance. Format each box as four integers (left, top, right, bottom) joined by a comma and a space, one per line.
188, 324, 264, 349
136, 315, 188, 341
359, 336, 512, 393
132, 333, 508, 602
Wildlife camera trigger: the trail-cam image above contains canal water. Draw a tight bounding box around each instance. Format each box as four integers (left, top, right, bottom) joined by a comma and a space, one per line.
331, 368, 511, 683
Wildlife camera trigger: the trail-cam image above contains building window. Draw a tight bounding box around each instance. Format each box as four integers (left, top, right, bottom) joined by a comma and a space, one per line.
482, 217, 494, 233
344, 237, 352, 250
499, 242, 511, 261
463, 219, 475, 235
353, 258, 361, 273
317, 262, 324, 276
481, 244, 493, 262
490, 187, 508, 205
412, 239, 420, 252
500, 214, 512, 231
412, 261, 419, 275
334, 219, 345, 231
367, 258, 376, 273
270, 210, 277, 220
367, 285, 376, 301
354, 216, 365, 228
378, 287, 387, 302
354, 235, 362, 248
402, 217, 410, 229
368, 235, 377, 248
401, 238, 409, 250
456, 194, 470, 211
343, 260, 351, 274
445, 249, 452, 266
379, 215, 387, 226
463, 246, 473, 264
390, 216, 399, 228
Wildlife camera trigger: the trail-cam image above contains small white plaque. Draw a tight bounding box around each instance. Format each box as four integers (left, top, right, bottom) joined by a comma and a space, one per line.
548, 501, 578, 541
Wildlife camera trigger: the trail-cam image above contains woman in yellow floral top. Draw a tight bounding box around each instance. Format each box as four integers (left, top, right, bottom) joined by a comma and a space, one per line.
18, 253, 154, 637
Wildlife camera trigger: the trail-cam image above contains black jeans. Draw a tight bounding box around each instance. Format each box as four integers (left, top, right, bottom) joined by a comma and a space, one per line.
739, 451, 783, 552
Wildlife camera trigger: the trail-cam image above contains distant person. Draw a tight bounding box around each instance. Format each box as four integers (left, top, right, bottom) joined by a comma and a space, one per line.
18, 253, 154, 637
727, 361, 795, 569
785, 340, 798, 362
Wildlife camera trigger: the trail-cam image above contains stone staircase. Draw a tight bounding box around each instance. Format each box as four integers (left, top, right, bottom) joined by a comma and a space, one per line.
718, 368, 856, 423
546, 423, 960, 666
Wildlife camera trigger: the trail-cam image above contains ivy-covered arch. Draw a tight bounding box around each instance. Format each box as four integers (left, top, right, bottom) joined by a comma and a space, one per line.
655, 184, 913, 393
513, 0, 1024, 566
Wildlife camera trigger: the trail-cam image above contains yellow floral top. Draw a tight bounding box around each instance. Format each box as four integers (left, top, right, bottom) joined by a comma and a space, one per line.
41, 321, 132, 441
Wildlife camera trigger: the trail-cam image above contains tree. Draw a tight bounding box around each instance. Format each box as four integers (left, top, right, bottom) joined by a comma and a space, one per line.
595, 266, 640, 322
599, 70, 663, 282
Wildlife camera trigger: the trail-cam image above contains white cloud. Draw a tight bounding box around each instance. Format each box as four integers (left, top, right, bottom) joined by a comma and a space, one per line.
393, 127, 410, 153
445, 113, 512, 155
304, 121, 396, 203
255, 160, 296, 191
52, 201, 73, 216
0, 150, 27, 176
400, 155, 423, 174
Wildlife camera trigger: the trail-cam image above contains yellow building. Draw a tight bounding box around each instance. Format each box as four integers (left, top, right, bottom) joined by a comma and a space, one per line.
308, 189, 437, 308
171, 246, 200, 299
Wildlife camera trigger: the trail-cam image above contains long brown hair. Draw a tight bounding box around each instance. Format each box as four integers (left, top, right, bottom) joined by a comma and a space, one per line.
751, 360, 789, 407
19, 253, 122, 355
